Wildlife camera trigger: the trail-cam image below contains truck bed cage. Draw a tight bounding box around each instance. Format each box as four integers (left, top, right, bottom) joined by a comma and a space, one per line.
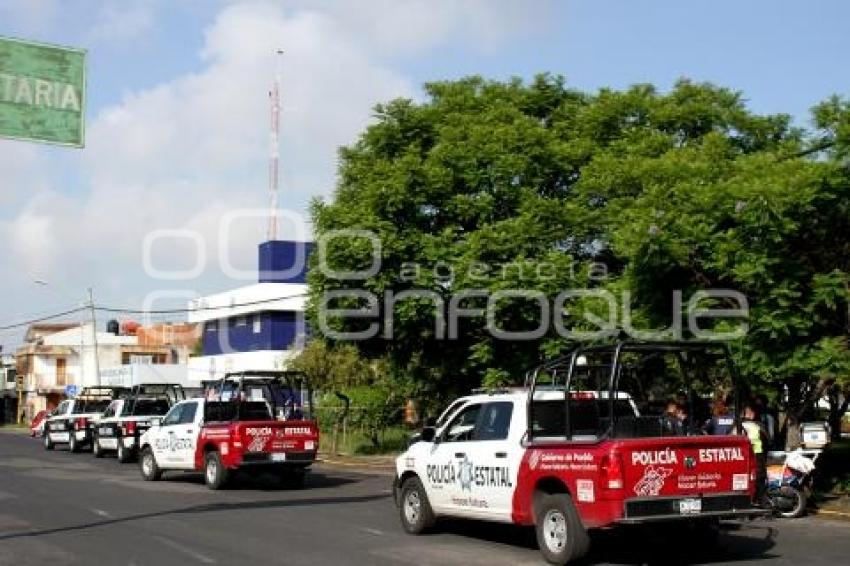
525, 340, 740, 444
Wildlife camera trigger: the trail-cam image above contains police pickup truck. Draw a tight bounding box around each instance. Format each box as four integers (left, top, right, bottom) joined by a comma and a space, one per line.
138, 371, 319, 489
43, 386, 127, 452
93, 384, 185, 462
394, 342, 766, 565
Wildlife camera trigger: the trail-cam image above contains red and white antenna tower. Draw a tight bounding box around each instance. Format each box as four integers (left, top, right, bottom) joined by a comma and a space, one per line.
267, 49, 283, 241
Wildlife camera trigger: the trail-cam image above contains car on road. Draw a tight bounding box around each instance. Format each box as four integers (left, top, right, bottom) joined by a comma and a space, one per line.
138, 370, 320, 489
93, 383, 185, 462
393, 341, 767, 565
43, 387, 127, 452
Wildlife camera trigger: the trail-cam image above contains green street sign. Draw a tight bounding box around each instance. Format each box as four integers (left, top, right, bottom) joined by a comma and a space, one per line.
0, 36, 86, 147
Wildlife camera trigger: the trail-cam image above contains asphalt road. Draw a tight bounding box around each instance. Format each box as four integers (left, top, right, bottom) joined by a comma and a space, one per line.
1, 431, 849, 566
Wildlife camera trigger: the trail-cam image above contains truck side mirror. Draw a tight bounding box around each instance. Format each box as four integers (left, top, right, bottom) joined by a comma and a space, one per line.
420, 426, 437, 443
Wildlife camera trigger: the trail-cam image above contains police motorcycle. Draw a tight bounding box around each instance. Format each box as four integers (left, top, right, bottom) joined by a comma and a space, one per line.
765, 448, 820, 518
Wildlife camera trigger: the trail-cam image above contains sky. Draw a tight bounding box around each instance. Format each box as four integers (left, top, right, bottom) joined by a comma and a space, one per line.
0, 0, 848, 350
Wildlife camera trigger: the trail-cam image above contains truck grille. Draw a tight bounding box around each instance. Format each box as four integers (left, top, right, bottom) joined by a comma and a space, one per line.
625, 494, 752, 518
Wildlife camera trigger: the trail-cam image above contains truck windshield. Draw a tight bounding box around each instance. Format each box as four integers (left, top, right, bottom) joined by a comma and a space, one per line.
74, 399, 111, 414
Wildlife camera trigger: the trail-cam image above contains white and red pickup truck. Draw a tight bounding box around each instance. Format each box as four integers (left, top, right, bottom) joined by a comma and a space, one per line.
394, 341, 766, 565
138, 371, 319, 489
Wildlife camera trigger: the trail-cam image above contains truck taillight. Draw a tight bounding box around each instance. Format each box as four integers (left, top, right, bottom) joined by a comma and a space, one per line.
75, 417, 88, 430
600, 452, 624, 491
124, 422, 136, 436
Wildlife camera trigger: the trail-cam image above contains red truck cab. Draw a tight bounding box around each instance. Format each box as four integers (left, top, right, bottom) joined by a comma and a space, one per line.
394, 341, 766, 564
138, 370, 319, 489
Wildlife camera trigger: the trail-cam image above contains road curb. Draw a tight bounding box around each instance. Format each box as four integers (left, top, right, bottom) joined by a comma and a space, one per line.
318, 456, 396, 476
813, 508, 850, 520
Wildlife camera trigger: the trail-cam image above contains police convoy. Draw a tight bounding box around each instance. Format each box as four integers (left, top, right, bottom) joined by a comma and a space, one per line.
40, 343, 771, 565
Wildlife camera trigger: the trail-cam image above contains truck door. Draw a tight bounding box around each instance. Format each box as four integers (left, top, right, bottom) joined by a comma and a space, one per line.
423, 403, 481, 513
170, 401, 199, 469
464, 401, 521, 521
154, 402, 184, 466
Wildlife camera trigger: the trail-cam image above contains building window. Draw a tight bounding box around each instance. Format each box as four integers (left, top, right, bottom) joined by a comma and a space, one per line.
253, 317, 262, 334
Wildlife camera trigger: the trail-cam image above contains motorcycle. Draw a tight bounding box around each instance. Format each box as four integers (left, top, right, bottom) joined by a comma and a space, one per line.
765, 448, 820, 518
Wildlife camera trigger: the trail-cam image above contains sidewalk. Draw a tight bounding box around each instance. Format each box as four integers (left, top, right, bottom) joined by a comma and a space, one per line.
815, 495, 850, 520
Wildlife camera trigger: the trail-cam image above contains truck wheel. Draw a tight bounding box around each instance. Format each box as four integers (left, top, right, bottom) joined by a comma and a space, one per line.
204, 452, 229, 490
117, 441, 133, 464
399, 476, 435, 534
779, 489, 807, 519
69, 433, 80, 453
93, 437, 104, 458
535, 494, 590, 565
140, 447, 162, 481
44, 432, 54, 451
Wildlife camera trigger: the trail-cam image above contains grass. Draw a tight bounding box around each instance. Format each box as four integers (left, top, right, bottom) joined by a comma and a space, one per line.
323, 426, 410, 456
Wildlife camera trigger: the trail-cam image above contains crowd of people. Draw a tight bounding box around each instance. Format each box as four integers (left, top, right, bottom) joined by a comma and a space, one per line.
659, 394, 777, 504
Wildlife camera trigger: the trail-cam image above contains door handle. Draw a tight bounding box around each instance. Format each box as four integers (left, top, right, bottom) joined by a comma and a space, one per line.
495, 452, 507, 458
454, 452, 466, 458
186, 430, 193, 434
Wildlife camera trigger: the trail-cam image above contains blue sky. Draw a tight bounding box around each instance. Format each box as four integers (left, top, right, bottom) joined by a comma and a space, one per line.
0, 0, 848, 349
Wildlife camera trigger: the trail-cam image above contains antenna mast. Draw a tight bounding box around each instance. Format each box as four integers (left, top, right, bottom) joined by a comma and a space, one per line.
267, 49, 283, 241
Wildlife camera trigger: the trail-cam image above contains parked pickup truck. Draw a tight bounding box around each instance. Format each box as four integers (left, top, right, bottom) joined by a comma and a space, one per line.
138, 371, 319, 489
394, 341, 766, 565
43, 386, 127, 452
93, 384, 185, 462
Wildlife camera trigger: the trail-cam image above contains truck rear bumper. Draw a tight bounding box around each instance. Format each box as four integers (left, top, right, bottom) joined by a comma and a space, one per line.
617, 507, 770, 524
618, 493, 770, 524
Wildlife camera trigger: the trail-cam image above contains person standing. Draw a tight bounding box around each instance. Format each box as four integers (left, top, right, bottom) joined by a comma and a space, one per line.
742, 403, 768, 504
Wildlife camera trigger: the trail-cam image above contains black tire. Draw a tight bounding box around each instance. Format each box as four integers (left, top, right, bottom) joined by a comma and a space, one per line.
534, 494, 590, 565
117, 440, 133, 463
204, 451, 229, 490
68, 432, 80, 453
43, 431, 54, 451
93, 436, 104, 458
779, 488, 807, 519
140, 447, 162, 481
399, 476, 436, 534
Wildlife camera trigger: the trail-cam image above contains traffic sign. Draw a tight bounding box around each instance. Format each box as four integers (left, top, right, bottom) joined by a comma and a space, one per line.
0, 35, 86, 146
64, 384, 78, 397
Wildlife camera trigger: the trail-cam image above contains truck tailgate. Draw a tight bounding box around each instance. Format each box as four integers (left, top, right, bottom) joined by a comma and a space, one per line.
619, 436, 753, 498
238, 420, 319, 457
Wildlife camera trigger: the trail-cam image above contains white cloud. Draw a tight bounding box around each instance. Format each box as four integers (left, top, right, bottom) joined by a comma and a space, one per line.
0, 0, 553, 329
2, 1, 415, 316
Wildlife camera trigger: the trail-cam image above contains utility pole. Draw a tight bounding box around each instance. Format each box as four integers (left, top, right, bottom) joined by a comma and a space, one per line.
88, 287, 101, 386
267, 49, 283, 241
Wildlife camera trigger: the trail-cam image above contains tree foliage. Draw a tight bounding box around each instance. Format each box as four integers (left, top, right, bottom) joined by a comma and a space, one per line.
307, 75, 850, 420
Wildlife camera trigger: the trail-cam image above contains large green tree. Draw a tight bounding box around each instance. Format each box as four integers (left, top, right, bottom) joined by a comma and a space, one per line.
307, 75, 850, 426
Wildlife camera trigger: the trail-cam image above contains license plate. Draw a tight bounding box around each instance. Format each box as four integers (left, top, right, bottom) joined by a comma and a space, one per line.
679, 498, 702, 515
99, 427, 112, 435
271, 453, 287, 462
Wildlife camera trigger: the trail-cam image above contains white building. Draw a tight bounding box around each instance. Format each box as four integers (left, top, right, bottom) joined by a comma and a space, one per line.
187, 240, 311, 382
16, 322, 192, 420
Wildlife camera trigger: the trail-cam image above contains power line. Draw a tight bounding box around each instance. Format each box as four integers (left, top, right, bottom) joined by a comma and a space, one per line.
93, 292, 309, 315
0, 307, 89, 331
0, 293, 311, 330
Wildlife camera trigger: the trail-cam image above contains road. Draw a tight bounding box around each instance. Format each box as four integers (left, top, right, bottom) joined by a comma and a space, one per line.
1, 431, 849, 566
